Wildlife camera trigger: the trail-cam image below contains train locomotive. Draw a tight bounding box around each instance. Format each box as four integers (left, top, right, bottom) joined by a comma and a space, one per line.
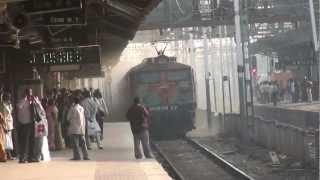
126, 54, 196, 138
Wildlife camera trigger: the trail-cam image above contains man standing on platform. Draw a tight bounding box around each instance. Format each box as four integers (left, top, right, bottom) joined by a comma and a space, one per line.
17, 89, 37, 163
126, 97, 153, 159
67, 97, 89, 160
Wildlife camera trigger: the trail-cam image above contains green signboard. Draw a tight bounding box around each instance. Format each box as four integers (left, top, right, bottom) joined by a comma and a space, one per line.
32, 9, 86, 26
29, 45, 100, 66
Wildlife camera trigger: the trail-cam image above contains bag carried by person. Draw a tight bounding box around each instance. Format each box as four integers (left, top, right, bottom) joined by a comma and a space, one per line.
141, 106, 150, 129
32, 103, 43, 122
4, 132, 13, 150
35, 120, 48, 137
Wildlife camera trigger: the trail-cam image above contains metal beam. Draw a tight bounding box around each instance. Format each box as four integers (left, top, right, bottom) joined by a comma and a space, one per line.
97, 19, 136, 39
140, 16, 305, 30
105, 0, 141, 18
140, 10, 306, 30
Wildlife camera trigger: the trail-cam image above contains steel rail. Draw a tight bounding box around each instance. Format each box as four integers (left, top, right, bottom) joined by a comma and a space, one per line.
151, 141, 186, 180
186, 137, 255, 180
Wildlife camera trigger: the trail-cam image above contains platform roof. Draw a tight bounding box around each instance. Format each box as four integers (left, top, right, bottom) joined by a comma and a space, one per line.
0, 0, 162, 66
250, 24, 313, 56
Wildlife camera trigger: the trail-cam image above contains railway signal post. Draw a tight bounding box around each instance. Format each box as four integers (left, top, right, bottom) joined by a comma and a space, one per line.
234, 0, 254, 143
309, 0, 320, 176
203, 31, 213, 131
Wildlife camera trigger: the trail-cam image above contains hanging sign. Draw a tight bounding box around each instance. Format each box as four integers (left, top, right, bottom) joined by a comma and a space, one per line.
32, 9, 86, 26
29, 45, 100, 66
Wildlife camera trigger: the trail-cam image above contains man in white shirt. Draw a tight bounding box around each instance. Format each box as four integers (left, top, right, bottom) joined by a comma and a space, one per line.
67, 97, 89, 160
17, 88, 35, 163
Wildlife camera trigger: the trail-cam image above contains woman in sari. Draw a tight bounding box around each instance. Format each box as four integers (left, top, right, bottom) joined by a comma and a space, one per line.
0, 112, 6, 162
1, 93, 14, 160
46, 99, 57, 150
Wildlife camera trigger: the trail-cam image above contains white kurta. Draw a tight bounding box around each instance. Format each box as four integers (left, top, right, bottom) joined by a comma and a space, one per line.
81, 98, 98, 122
67, 104, 86, 135
95, 98, 109, 115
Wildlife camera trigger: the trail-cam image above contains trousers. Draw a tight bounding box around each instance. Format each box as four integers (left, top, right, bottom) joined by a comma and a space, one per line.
33, 137, 43, 161
71, 134, 89, 159
18, 123, 35, 161
133, 130, 153, 159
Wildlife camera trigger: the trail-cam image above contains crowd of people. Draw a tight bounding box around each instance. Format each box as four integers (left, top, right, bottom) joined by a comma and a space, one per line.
256, 76, 314, 106
0, 87, 109, 162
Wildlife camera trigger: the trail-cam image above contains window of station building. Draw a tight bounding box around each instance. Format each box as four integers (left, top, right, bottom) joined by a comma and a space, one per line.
167, 70, 190, 81
137, 72, 160, 84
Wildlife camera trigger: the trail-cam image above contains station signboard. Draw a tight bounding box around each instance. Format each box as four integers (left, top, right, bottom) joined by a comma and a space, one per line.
49, 35, 76, 46
38, 26, 87, 46
24, 0, 83, 15
29, 45, 100, 66
31, 9, 86, 26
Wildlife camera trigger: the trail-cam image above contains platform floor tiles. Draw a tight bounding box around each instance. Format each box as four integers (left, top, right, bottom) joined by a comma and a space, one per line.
0, 122, 171, 180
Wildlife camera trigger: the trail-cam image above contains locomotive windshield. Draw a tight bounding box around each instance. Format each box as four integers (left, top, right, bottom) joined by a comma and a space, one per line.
137, 72, 160, 84
167, 70, 190, 81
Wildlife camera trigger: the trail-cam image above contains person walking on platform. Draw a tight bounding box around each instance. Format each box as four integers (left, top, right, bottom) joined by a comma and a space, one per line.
1, 93, 14, 160
301, 76, 313, 102
94, 89, 109, 141
67, 97, 89, 160
126, 97, 153, 159
306, 80, 313, 103
59, 93, 73, 148
271, 82, 279, 106
81, 90, 102, 149
0, 112, 6, 162
46, 99, 57, 150
33, 96, 50, 162
294, 79, 300, 102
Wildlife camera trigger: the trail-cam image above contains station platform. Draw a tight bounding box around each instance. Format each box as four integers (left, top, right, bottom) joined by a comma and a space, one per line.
255, 101, 320, 112
0, 122, 171, 180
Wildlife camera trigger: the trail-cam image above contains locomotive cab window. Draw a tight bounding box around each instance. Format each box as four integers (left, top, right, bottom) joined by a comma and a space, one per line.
167, 70, 190, 81
137, 72, 160, 84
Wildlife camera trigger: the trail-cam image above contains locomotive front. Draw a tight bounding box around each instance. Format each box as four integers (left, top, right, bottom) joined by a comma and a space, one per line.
128, 55, 196, 138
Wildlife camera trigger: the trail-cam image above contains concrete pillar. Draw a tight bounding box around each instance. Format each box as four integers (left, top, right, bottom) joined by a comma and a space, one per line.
270, 120, 277, 150
315, 129, 319, 175
224, 114, 229, 135
261, 120, 268, 147
266, 120, 273, 149
297, 128, 306, 163
256, 118, 262, 145
80, 78, 85, 89
283, 125, 290, 155
275, 122, 282, 152
279, 123, 287, 154
288, 125, 296, 158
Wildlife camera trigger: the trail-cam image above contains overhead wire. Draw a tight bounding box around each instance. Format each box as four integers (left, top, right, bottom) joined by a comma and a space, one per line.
175, 0, 185, 15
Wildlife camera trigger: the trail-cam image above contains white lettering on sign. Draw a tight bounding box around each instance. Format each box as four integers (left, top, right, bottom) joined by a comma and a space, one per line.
50, 17, 65, 23
150, 105, 178, 111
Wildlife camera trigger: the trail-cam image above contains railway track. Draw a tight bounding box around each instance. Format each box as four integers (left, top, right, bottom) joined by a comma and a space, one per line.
152, 138, 255, 180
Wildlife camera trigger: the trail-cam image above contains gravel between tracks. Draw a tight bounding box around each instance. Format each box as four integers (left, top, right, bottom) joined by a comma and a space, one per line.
193, 136, 317, 180
154, 139, 238, 180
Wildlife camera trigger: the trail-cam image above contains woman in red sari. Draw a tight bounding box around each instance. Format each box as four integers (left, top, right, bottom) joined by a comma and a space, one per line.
0, 112, 7, 162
